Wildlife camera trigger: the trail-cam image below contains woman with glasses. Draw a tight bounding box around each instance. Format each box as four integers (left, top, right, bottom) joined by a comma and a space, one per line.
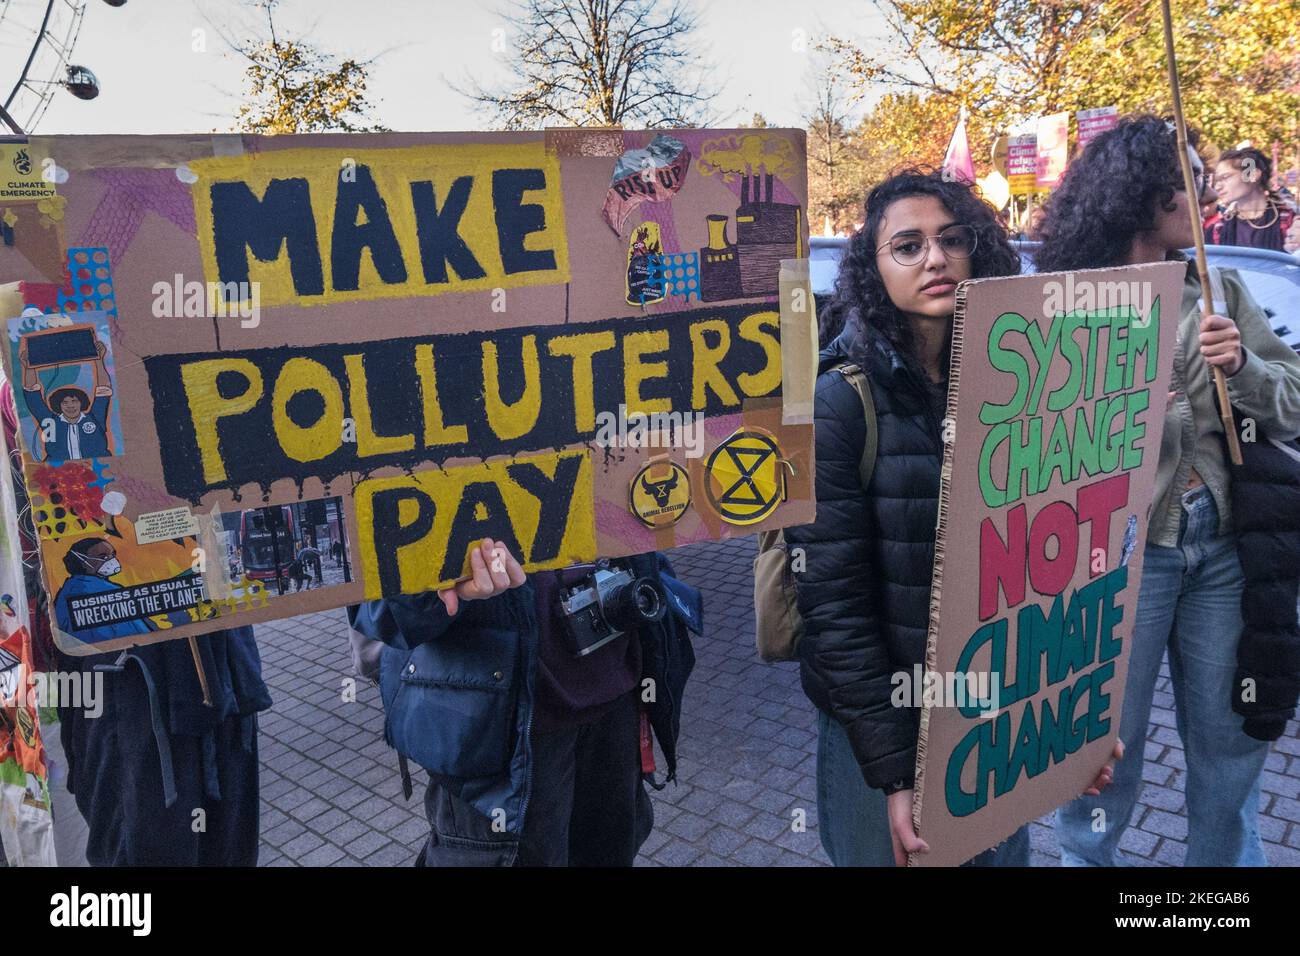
786, 169, 1119, 866
1039, 115, 1300, 866
1209, 147, 1295, 252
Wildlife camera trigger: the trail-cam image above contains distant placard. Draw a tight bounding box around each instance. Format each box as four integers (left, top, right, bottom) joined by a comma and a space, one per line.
1007, 133, 1038, 195
1076, 106, 1119, 151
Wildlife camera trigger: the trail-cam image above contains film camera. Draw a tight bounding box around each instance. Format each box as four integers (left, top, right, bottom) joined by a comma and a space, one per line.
558, 562, 666, 656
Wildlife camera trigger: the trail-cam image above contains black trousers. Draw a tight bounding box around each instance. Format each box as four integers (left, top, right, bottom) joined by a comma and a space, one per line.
61, 670, 261, 867
418, 689, 653, 867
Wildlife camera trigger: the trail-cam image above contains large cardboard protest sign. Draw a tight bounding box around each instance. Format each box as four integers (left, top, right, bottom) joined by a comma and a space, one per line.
911, 261, 1184, 866
0, 130, 815, 654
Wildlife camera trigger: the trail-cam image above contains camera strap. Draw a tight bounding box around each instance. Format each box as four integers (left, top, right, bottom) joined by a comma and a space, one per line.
397, 753, 413, 801
639, 709, 656, 776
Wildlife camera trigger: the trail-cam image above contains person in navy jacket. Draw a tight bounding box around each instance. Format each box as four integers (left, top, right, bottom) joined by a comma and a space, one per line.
52, 537, 152, 644
349, 539, 701, 866
18, 334, 114, 461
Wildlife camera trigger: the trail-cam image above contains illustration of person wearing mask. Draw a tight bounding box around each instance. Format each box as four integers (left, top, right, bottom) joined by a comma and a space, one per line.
18, 335, 114, 461
53, 538, 151, 643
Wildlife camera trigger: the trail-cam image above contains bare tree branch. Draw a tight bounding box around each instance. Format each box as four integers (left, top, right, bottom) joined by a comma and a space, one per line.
458, 0, 717, 130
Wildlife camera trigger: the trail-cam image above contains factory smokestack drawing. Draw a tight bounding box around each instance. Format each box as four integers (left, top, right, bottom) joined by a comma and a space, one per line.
699, 167, 802, 301
700, 214, 741, 301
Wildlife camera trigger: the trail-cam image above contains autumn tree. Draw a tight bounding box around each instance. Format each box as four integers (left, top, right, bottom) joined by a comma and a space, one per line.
465, 0, 715, 129
804, 54, 862, 234
218, 0, 383, 133
828, 0, 1300, 175
852, 92, 958, 187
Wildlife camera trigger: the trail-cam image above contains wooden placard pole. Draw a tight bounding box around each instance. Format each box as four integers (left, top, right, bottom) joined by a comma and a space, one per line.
186, 634, 214, 707
1160, 0, 1243, 465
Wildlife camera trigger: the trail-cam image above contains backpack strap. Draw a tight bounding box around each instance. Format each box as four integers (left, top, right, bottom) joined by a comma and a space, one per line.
1202, 264, 1229, 317
830, 362, 878, 490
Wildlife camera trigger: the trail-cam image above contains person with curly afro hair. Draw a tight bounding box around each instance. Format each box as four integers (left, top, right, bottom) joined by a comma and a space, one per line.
788, 168, 1119, 867
1040, 115, 1300, 867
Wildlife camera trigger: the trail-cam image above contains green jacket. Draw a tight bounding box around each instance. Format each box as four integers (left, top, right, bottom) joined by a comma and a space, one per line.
1149, 256, 1300, 547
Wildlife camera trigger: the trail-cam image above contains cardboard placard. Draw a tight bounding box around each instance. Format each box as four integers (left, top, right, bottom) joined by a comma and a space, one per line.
0, 129, 813, 655
1035, 112, 1070, 191
1007, 133, 1039, 196
911, 261, 1184, 866
1076, 106, 1119, 152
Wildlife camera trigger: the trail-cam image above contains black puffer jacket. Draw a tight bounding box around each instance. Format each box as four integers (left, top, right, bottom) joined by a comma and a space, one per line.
785, 326, 945, 790
1229, 425, 1300, 741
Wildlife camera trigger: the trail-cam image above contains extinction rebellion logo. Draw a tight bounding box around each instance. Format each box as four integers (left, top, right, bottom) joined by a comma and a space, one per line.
703, 428, 788, 525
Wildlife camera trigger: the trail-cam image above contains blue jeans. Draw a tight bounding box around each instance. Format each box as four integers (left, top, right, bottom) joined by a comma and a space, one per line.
1056, 486, 1269, 867
816, 710, 1030, 866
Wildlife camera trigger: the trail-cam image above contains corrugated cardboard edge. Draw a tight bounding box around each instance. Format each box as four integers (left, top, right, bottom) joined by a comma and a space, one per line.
544, 127, 625, 158
778, 258, 816, 425
908, 277, 968, 865
28, 134, 228, 172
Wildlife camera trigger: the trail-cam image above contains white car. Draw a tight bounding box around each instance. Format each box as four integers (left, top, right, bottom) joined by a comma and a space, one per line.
810, 237, 1300, 352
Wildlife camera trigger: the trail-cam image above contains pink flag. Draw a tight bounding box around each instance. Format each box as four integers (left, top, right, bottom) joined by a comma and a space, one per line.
943, 109, 976, 185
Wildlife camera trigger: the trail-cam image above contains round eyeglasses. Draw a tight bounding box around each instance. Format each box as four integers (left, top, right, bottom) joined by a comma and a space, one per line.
1177, 170, 1208, 198
875, 224, 978, 267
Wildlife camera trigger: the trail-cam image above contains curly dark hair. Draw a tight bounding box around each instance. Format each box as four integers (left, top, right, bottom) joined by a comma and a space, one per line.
1035, 115, 1198, 273
48, 386, 90, 413
818, 167, 1020, 382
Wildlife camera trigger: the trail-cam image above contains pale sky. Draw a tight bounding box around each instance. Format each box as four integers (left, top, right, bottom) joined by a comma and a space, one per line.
11, 0, 890, 135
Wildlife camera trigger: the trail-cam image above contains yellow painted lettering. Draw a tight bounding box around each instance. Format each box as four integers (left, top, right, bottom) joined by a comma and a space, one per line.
546, 331, 616, 432
179, 358, 265, 485
738, 310, 782, 397
482, 335, 542, 440
689, 319, 739, 407
271, 357, 345, 462
623, 329, 671, 415
413, 344, 469, 445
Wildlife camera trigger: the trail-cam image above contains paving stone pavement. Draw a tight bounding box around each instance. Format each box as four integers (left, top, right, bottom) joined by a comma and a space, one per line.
255, 536, 1300, 867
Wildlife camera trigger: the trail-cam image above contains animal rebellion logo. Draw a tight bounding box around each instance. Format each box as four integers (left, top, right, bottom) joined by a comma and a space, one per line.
629, 460, 691, 528
703, 428, 788, 525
